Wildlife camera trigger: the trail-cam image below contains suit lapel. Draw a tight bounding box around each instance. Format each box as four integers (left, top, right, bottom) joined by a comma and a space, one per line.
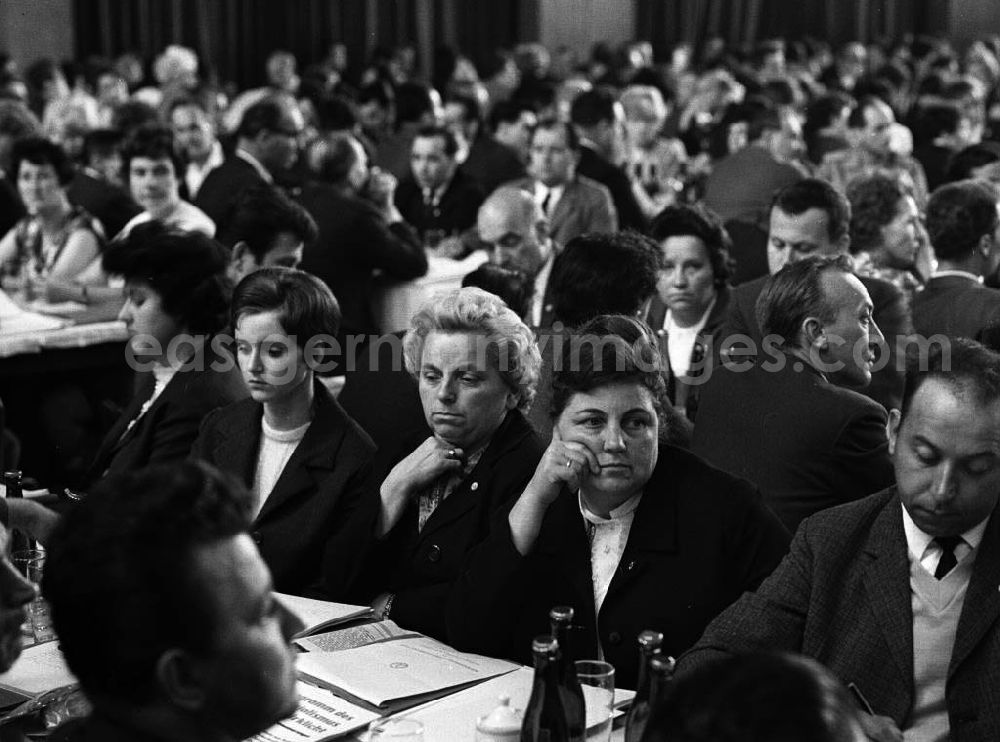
860, 496, 915, 685
90, 371, 155, 472
256, 386, 347, 523
210, 402, 262, 488
538, 490, 599, 632
950, 509, 1000, 676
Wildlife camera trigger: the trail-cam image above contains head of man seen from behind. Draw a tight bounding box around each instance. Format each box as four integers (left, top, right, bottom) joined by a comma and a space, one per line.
221, 184, 318, 283
528, 118, 580, 188
478, 186, 552, 278
410, 125, 458, 193
925, 178, 1000, 278
43, 462, 302, 741
757, 255, 882, 389
768, 178, 852, 274
848, 95, 895, 156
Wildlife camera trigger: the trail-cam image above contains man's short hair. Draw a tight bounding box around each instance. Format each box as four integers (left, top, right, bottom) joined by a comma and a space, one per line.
307, 132, 360, 185
82, 127, 125, 165
414, 124, 458, 158
43, 462, 252, 705
220, 184, 318, 263
488, 99, 534, 133
232, 266, 342, 348
649, 204, 735, 289
121, 124, 183, 178
550, 232, 661, 327
445, 93, 482, 126
913, 102, 962, 145
925, 179, 999, 261
569, 87, 617, 128
394, 82, 436, 128
947, 142, 1000, 182
901, 338, 1000, 420
847, 173, 909, 254
532, 117, 579, 152
847, 95, 889, 129
237, 98, 289, 140
772, 178, 852, 246
756, 254, 854, 345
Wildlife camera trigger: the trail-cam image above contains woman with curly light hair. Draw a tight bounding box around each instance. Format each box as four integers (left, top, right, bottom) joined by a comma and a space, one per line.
361, 287, 545, 640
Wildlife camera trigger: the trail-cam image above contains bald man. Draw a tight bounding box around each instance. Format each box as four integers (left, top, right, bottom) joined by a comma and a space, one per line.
476, 186, 557, 327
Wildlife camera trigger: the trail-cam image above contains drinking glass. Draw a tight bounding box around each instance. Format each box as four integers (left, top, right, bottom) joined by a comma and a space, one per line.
575, 660, 615, 742
368, 717, 423, 741
12, 550, 55, 643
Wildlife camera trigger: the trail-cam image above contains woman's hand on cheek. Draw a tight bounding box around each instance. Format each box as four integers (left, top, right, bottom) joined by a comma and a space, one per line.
525, 426, 601, 506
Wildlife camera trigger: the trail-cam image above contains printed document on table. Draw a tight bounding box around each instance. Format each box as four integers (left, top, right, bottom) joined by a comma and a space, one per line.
274, 592, 373, 638
0, 642, 76, 695
295, 620, 419, 652
297, 636, 518, 707
250, 681, 379, 742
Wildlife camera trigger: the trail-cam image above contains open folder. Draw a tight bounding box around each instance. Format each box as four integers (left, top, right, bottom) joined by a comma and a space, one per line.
274, 593, 373, 639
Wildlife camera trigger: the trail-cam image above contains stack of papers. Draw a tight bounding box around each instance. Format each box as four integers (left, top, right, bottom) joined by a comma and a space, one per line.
250, 681, 379, 742
0, 642, 76, 695
274, 593, 373, 639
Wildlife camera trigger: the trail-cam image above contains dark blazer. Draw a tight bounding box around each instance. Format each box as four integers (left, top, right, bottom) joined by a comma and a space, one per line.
0, 174, 24, 239
576, 143, 646, 233
360, 410, 544, 640
720, 272, 911, 412
297, 183, 427, 340
703, 146, 804, 225
84, 342, 247, 488
446, 445, 790, 689
681, 488, 1000, 742
692, 352, 894, 533
394, 168, 486, 241
193, 155, 267, 233
191, 381, 377, 598
643, 288, 730, 422
508, 175, 616, 247
66, 170, 141, 239
912, 273, 1000, 342
463, 134, 526, 194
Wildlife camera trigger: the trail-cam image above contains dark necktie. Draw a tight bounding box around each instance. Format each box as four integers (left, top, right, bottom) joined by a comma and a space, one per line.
541, 190, 552, 217
933, 535, 964, 580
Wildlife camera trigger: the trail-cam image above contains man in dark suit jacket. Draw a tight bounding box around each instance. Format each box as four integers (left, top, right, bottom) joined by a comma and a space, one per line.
912, 179, 1000, 341
66, 168, 140, 239
461, 99, 533, 194
298, 134, 427, 344
195, 97, 303, 234
393, 126, 485, 248
693, 256, 894, 532
682, 339, 1000, 742
571, 89, 646, 232
720, 178, 910, 412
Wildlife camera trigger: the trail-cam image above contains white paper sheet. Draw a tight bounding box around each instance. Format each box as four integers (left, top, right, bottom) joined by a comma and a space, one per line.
0, 641, 76, 695
250, 681, 380, 742
274, 593, 373, 639
295, 620, 419, 653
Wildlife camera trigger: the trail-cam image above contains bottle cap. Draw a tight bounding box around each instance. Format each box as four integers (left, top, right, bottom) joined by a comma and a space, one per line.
650, 655, 677, 675
531, 635, 558, 654
638, 630, 664, 649
549, 605, 574, 623
476, 695, 522, 738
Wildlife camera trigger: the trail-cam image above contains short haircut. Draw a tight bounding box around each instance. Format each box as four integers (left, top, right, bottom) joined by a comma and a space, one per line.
550, 232, 661, 327
102, 222, 232, 335
847, 173, 909, 254
121, 124, 183, 178
232, 266, 341, 348
743, 97, 783, 142
847, 95, 889, 129
644, 653, 863, 742
803, 92, 853, 137
925, 179, 999, 261
307, 132, 360, 184
488, 99, 534, 133
167, 95, 209, 119
394, 82, 436, 127
10, 136, 74, 185
901, 337, 1000, 420
237, 98, 289, 140
649, 204, 735, 289
947, 142, 1000, 182
413, 124, 458, 158
772, 178, 852, 245
445, 93, 482, 126
43, 462, 252, 705
220, 184, 318, 262
403, 287, 541, 413
913, 102, 962, 145
461, 263, 533, 319
531, 117, 579, 152
570, 87, 617, 128
756, 254, 854, 346
551, 313, 666, 423
82, 127, 125, 164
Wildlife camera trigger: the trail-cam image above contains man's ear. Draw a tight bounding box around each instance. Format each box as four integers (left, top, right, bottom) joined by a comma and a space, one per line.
801, 316, 826, 349
836, 232, 852, 255
887, 407, 902, 456
156, 648, 207, 712
231, 241, 254, 273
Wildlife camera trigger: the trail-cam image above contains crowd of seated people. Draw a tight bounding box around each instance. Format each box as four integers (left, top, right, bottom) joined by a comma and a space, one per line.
1, 30, 1000, 741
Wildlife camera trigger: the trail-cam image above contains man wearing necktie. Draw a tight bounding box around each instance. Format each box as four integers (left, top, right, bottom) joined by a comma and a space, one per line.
679, 338, 1000, 742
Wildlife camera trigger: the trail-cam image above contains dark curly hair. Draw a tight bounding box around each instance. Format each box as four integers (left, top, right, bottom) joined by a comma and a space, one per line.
551, 314, 667, 425
649, 204, 735, 289
102, 222, 232, 335
10, 136, 74, 185
122, 123, 183, 181
925, 179, 1000, 261
846, 173, 908, 254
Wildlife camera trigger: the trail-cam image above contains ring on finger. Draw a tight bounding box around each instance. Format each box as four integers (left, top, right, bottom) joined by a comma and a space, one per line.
448, 449, 456, 458
565, 459, 573, 468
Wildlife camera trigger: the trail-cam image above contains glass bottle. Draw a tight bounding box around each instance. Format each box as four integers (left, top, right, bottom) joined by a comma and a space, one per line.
623, 630, 664, 742
548, 607, 585, 741
3, 471, 33, 554
521, 635, 571, 742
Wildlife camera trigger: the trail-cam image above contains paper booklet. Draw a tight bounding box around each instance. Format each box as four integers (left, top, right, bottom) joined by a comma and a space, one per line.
295, 620, 420, 653
250, 681, 379, 742
296, 636, 519, 708
0, 288, 65, 337
0, 641, 76, 695
274, 593, 373, 639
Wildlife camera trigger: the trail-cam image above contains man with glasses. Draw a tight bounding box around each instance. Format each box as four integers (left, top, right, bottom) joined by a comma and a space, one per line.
195, 97, 304, 234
